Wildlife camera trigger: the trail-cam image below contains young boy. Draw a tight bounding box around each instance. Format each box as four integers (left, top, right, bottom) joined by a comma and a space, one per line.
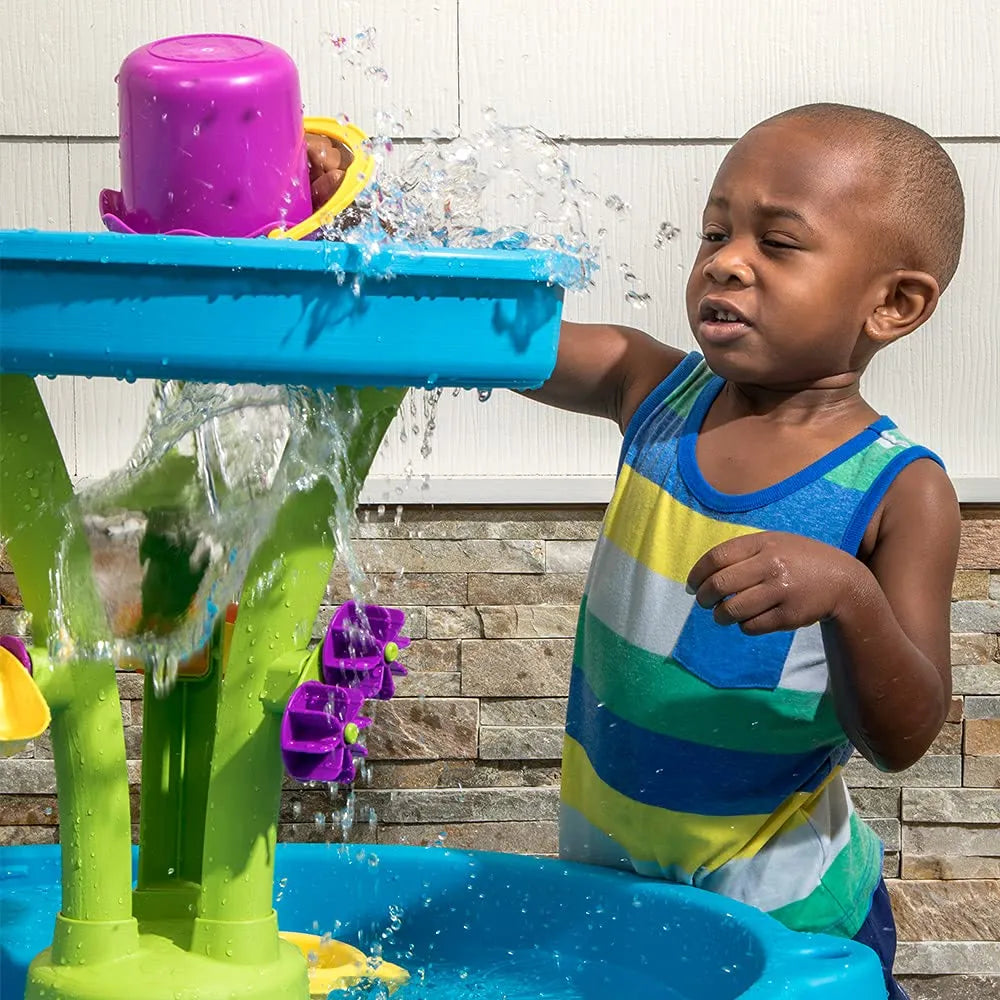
311, 103, 963, 998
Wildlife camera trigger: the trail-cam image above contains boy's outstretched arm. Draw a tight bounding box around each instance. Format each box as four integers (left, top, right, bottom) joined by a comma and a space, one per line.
522, 321, 688, 431
687, 460, 960, 772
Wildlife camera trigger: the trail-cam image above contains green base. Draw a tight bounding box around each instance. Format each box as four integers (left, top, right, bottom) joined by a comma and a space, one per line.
25, 928, 308, 1000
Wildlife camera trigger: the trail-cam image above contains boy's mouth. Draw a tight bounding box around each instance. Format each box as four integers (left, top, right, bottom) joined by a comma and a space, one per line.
697, 298, 753, 343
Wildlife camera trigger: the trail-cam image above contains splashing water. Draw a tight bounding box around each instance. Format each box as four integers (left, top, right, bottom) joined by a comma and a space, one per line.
48, 382, 381, 693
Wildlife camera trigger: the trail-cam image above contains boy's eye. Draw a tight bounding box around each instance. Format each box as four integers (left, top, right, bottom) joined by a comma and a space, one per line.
697, 231, 727, 243
762, 236, 801, 250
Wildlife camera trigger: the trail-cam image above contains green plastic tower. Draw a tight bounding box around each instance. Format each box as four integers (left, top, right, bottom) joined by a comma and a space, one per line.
0, 374, 404, 1000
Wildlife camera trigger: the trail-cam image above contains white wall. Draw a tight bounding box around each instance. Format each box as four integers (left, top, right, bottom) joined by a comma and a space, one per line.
3, 0, 998, 501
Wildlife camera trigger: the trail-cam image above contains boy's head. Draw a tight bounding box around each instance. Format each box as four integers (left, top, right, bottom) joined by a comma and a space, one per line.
685, 103, 965, 386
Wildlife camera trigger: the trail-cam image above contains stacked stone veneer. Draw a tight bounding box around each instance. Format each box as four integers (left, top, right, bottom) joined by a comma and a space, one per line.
1, 506, 997, 1000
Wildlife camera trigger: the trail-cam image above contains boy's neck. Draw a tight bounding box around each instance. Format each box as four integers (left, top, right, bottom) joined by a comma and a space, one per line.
722, 372, 874, 424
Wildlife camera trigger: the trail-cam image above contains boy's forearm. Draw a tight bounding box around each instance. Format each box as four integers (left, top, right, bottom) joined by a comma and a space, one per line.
821, 566, 949, 772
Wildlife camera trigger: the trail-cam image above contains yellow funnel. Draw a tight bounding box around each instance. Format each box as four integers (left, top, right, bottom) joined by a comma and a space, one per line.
280, 931, 409, 997
0, 644, 50, 757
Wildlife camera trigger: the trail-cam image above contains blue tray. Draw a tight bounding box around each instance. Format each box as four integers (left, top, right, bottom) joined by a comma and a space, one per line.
1, 844, 886, 999
0, 231, 567, 389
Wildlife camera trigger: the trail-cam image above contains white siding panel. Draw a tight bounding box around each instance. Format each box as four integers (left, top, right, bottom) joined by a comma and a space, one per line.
0, 140, 78, 473
2, 0, 458, 138
460, 0, 1000, 139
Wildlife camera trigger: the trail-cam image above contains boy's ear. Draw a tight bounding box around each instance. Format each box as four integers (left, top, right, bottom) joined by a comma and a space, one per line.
865, 270, 940, 345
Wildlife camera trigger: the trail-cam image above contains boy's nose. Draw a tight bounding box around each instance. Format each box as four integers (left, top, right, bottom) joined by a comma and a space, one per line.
703, 245, 754, 287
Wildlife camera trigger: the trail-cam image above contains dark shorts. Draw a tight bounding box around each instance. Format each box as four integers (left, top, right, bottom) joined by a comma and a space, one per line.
852, 878, 909, 1000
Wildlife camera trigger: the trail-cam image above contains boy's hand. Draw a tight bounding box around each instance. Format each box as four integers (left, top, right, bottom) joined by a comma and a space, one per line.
687, 531, 862, 635
306, 133, 352, 210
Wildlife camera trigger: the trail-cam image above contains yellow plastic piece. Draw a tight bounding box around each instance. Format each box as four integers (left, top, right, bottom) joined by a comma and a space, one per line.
268, 118, 376, 242
279, 932, 409, 997
0, 645, 51, 757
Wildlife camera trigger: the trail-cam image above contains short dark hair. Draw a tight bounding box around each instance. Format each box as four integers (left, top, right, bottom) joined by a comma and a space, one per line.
764, 103, 965, 291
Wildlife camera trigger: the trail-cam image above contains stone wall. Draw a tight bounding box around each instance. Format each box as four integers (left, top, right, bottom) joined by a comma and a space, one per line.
1, 505, 998, 1000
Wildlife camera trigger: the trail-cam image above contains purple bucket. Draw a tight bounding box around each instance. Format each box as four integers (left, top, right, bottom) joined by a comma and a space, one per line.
100, 34, 313, 238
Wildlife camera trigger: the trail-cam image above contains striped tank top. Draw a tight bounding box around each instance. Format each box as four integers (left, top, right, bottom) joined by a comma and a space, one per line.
560, 353, 942, 937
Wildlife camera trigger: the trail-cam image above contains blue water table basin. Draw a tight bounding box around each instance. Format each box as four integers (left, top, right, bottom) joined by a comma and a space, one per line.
1, 843, 884, 999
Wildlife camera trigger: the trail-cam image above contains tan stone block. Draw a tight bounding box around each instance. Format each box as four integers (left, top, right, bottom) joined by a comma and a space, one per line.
844, 755, 961, 789
883, 851, 900, 879
116, 672, 145, 700
393, 670, 461, 697
353, 505, 603, 542
903, 824, 1000, 856
514, 605, 579, 638
958, 517, 1000, 570
405, 639, 460, 672
896, 941, 1000, 976
378, 820, 559, 855
0, 572, 21, 606
0, 825, 59, 846
366, 698, 479, 761
896, 975, 1000, 1000
967, 720, 1000, 756
313, 604, 427, 641
461, 638, 573, 697
545, 540, 595, 573
992, 573, 1000, 601
0, 544, 12, 572
947, 697, 965, 723
953, 570, 992, 600
888, 881, 1000, 942
349, 539, 545, 574
865, 818, 901, 851
929, 721, 963, 755
965, 757, 1000, 788
902, 855, 1000, 879
426, 606, 483, 639
366, 760, 561, 790
851, 787, 901, 818
951, 633, 999, 666
0, 795, 58, 825
480, 698, 567, 727
903, 788, 1000, 823
479, 727, 564, 761
477, 606, 517, 638
0, 607, 29, 634
468, 573, 587, 606
326, 571, 467, 607
354, 786, 558, 824
952, 664, 1000, 696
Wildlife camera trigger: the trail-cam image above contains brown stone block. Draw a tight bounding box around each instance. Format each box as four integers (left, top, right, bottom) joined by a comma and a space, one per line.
958, 516, 1000, 569
929, 721, 963, 755
0, 795, 58, 825
377, 820, 558, 855
326, 571, 468, 607
0, 825, 59, 846
902, 788, 1000, 823
0, 572, 22, 605
393, 670, 461, 697
366, 760, 560, 790
468, 573, 587, 606
366, 698, 479, 761
902, 855, 1000, 880
461, 638, 573, 697
897, 974, 1000, 999
887, 880, 1000, 941
951, 633, 999, 666
953, 570, 992, 600
947, 697, 965, 723
967, 720, 1000, 756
